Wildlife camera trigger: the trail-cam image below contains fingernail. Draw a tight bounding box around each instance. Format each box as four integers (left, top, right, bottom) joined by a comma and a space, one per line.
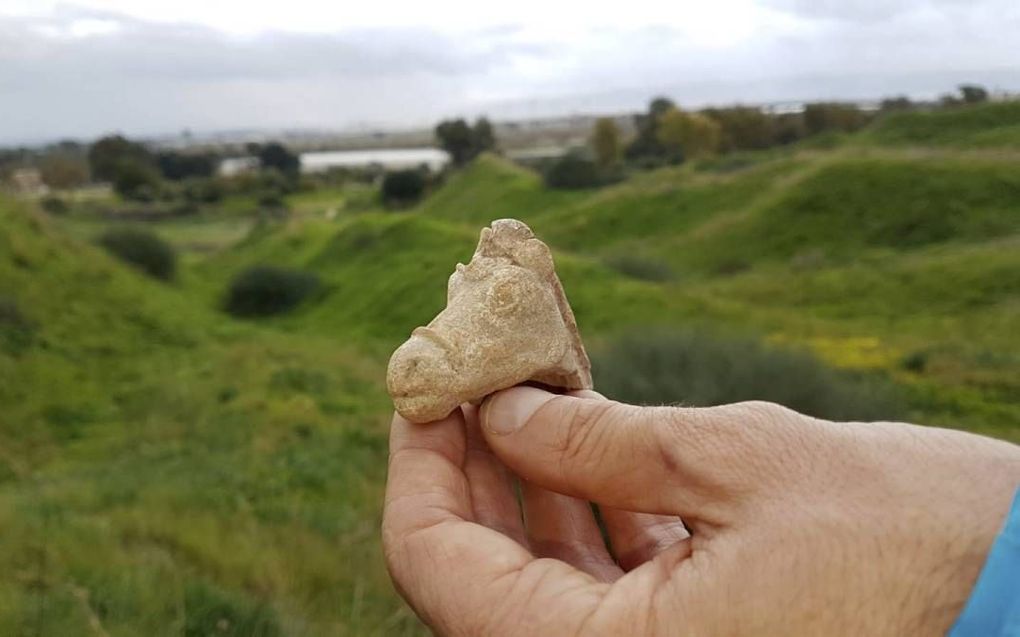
481, 386, 556, 435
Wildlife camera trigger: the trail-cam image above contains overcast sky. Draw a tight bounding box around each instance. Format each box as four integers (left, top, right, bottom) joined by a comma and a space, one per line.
2, 0, 1018, 144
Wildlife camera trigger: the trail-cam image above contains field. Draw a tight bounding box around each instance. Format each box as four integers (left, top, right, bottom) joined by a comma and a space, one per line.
2, 101, 1019, 635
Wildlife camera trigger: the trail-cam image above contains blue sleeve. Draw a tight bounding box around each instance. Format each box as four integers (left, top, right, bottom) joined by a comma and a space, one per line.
949, 487, 1020, 637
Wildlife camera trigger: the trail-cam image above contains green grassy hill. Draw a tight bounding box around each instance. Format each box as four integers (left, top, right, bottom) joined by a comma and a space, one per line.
865, 100, 1020, 148
2, 102, 1019, 634
0, 200, 421, 635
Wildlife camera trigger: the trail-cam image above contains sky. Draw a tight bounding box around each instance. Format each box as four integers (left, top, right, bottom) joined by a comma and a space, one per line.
1, 0, 1018, 144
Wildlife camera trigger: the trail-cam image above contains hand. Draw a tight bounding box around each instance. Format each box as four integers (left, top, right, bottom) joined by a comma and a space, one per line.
382, 387, 1020, 636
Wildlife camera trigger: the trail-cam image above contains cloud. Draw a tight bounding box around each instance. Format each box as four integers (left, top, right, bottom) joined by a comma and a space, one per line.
1, 1, 1018, 144
0, 9, 548, 142
760, 0, 1011, 23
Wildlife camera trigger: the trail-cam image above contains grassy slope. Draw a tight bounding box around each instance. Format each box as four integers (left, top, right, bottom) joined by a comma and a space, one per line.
412, 149, 1020, 436
864, 100, 1020, 148
0, 200, 421, 636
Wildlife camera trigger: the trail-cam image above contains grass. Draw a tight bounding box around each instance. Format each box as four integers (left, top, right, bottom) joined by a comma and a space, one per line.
865, 100, 1020, 148
3, 100, 1020, 633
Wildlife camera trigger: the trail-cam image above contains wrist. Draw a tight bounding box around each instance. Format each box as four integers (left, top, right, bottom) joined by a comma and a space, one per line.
948, 486, 1020, 636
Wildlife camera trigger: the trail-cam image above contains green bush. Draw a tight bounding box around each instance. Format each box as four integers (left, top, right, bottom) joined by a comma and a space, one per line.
224, 265, 320, 317
545, 154, 615, 189
381, 169, 427, 205
39, 195, 69, 215
592, 329, 903, 421
603, 254, 673, 282
96, 227, 176, 281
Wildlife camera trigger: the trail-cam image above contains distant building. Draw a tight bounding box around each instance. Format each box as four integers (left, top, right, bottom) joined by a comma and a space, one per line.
218, 156, 260, 177
300, 148, 450, 173
8, 168, 49, 195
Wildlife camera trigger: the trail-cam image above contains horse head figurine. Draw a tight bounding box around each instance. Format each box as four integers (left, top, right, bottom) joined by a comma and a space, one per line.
387, 218, 592, 423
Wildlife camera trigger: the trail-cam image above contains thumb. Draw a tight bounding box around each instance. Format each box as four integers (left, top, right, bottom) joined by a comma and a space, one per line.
480, 386, 788, 522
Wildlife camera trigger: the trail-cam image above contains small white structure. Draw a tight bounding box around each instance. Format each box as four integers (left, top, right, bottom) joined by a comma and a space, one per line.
8, 168, 49, 195
218, 156, 260, 177
300, 148, 450, 173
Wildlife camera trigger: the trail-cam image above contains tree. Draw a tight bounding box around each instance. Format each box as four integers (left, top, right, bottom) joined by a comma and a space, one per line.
591, 118, 621, 168
703, 107, 774, 151
959, 84, 989, 104
472, 117, 496, 155
112, 160, 161, 201
88, 135, 152, 182
38, 153, 89, 190
802, 103, 869, 136
256, 142, 300, 176
435, 119, 473, 165
156, 151, 217, 181
880, 96, 913, 112
626, 97, 676, 161
657, 109, 722, 159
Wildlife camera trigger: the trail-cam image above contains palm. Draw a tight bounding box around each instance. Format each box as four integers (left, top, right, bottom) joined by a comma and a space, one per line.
383, 397, 689, 635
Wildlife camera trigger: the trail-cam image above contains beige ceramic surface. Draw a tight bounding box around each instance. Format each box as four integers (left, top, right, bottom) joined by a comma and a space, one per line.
387, 218, 592, 423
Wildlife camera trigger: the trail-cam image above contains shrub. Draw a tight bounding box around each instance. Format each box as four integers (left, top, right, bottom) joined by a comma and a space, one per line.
182, 177, 225, 204
545, 154, 614, 190
39, 195, 69, 215
96, 228, 176, 281
381, 169, 427, 205
603, 254, 673, 282
224, 265, 320, 317
111, 159, 163, 201
592, 329, 903, 421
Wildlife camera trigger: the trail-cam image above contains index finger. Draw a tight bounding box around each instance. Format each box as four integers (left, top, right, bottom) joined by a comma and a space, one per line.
383, 409, 608, 635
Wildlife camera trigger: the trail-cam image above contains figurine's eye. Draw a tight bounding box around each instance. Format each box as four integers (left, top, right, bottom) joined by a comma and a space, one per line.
487, 278, 519, 315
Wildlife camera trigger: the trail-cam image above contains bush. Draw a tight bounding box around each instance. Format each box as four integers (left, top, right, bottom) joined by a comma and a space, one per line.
603, 254, 673, 282
381, 169, 427, 205
39, 195, 69, 215
111, 160, 162, 201
224, 265, 320, 317
544, 154, 614, 189
96, 228, 176, 281
182, 177, 225, 204
592, 329, 903, 421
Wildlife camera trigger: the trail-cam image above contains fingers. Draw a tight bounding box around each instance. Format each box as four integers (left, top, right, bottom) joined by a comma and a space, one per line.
462, 404, 528, 545
480, 387, 793, 523
521, 481, 623, 582
384, 410, 607, 635
601, 508, 690, 571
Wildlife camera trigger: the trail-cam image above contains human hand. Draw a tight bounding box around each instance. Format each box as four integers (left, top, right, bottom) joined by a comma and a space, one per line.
382, 387, 1020, 636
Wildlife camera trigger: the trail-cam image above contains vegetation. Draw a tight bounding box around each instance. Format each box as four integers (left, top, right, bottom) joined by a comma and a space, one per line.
0, 93, 1018, 635
434, 117, 497, 165
590, 117, 622, 168
96, 227, 177, 281
657, 108, 722, 158
224, 265, 320, 317
543, 153, 608, 189
381, 169, 427, 205
592, 329, 902, 421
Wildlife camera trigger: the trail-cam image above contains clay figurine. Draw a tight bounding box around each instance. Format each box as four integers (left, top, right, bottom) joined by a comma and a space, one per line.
387, 218, 592, 423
